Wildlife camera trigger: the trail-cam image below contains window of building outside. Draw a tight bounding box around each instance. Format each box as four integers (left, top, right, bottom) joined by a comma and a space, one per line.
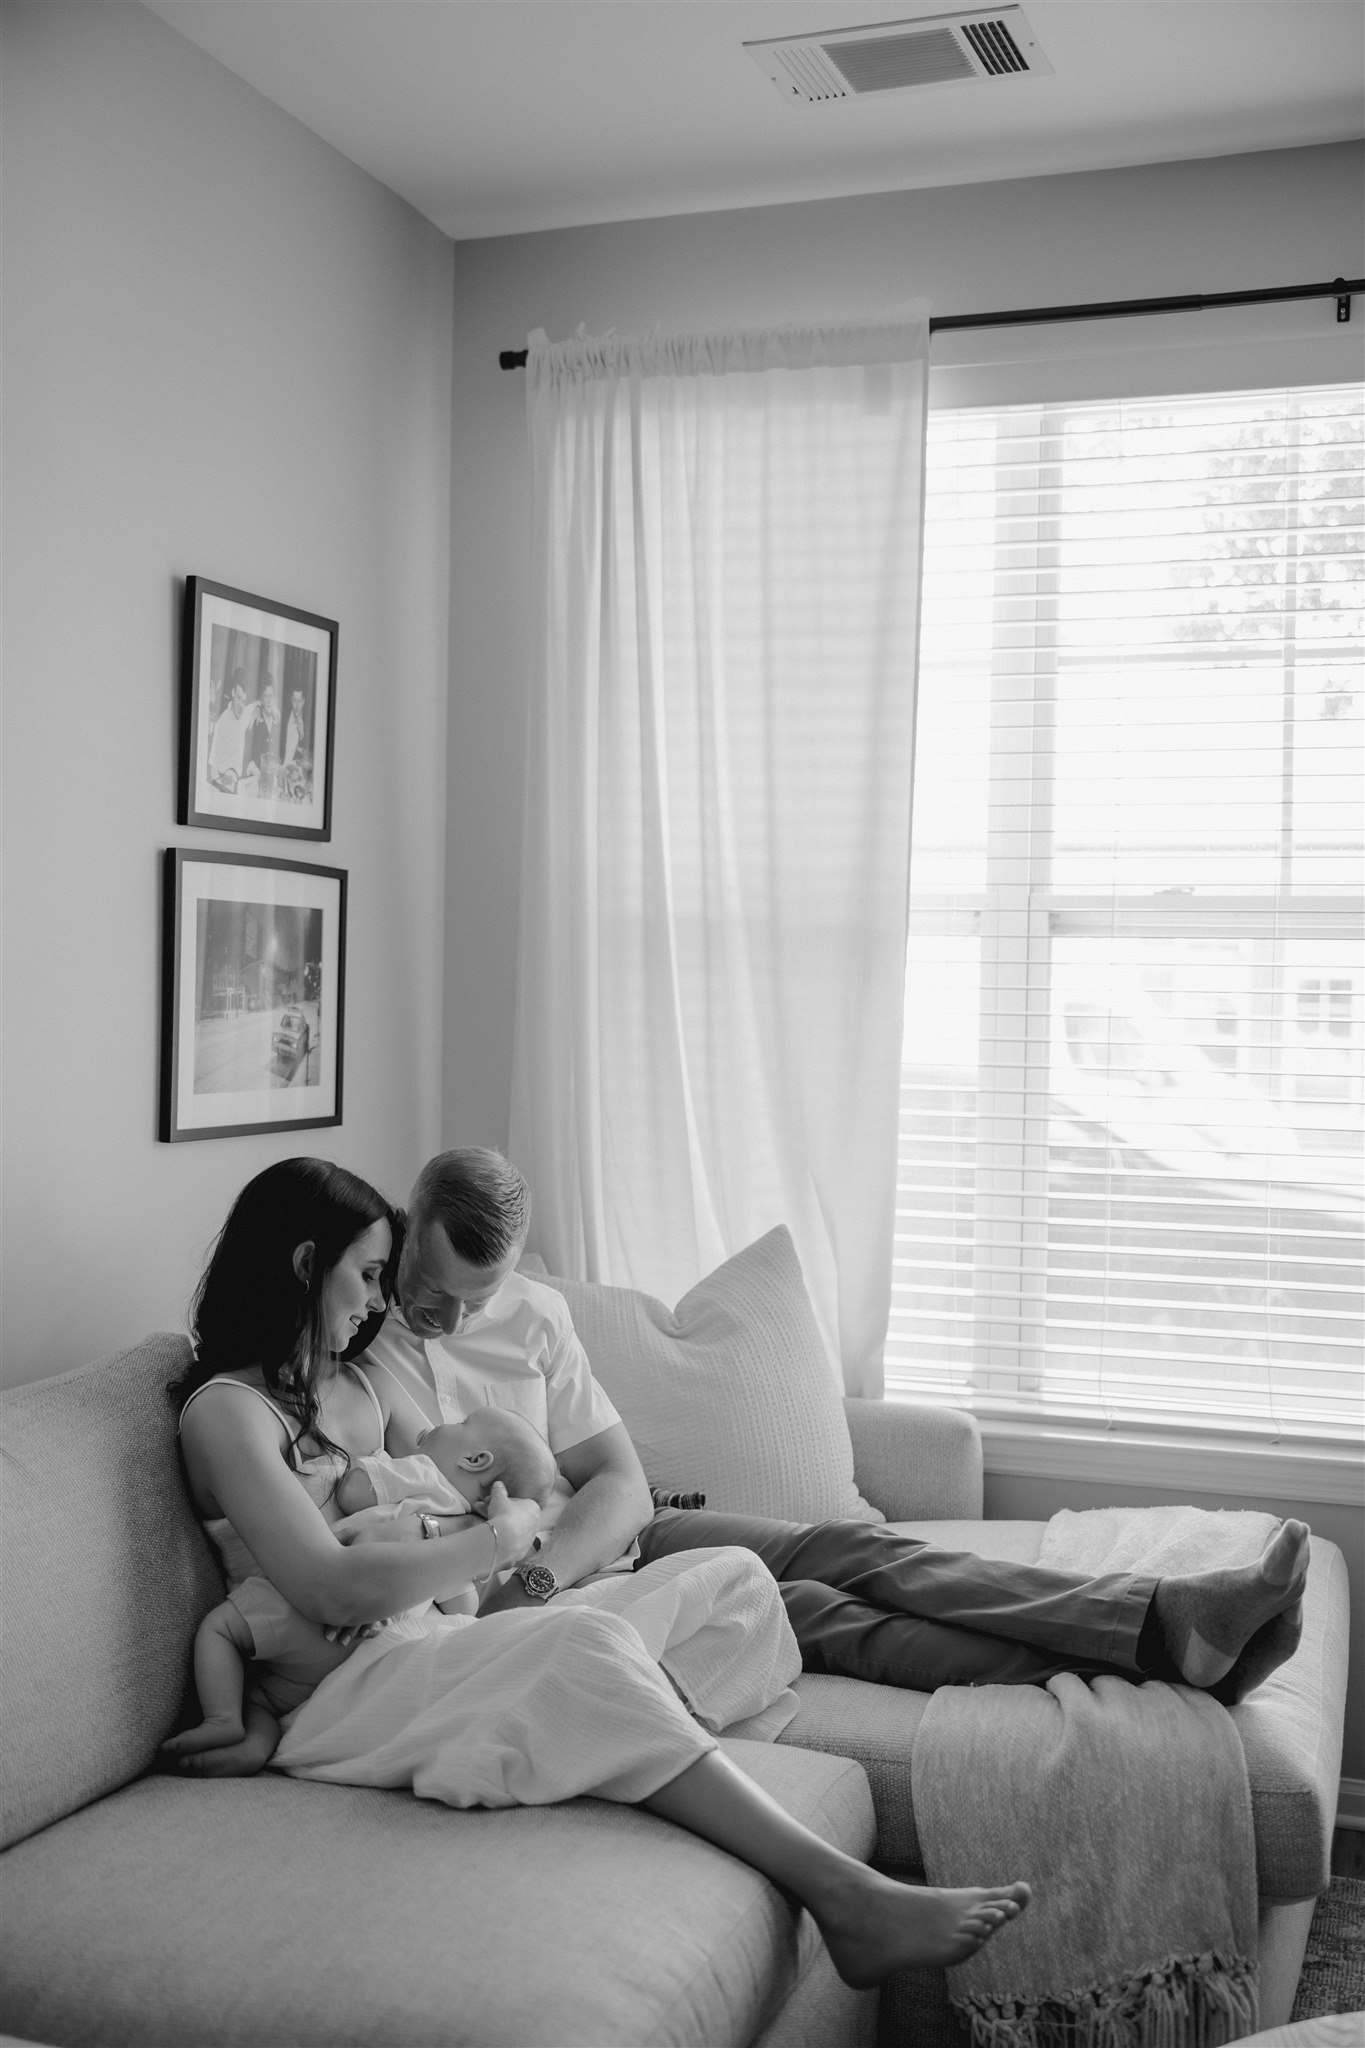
889, 385, 1363, 1475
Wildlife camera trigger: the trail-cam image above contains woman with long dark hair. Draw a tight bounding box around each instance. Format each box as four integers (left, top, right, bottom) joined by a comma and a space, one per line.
170, 1158, 1029, 1990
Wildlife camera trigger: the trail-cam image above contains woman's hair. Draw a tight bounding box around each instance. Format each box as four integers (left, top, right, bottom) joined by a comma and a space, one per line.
170, 1158, 402, 1469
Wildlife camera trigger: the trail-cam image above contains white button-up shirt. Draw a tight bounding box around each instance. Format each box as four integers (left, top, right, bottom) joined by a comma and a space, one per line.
360, 1269, 627, 1553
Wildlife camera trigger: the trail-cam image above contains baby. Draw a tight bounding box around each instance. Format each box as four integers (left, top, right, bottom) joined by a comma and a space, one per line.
162, 1409, 557, 1777
334, 1407, 560, 1530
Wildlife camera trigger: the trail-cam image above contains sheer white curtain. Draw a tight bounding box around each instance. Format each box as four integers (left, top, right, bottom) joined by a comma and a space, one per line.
510, 317, 929, 1396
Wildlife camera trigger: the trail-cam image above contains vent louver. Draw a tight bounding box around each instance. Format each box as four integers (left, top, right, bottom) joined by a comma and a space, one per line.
746, 8, 1051, 104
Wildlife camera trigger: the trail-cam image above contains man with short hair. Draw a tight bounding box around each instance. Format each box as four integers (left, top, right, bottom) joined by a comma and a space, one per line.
361, 1149, 1309, 1693
361, 1150, 652, 1608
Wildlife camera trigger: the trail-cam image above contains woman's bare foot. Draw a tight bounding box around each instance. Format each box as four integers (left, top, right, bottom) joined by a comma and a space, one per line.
1155, 1520, 1309, 1691
815, 1872, 1032, 1989
161, 1712, 245, 1758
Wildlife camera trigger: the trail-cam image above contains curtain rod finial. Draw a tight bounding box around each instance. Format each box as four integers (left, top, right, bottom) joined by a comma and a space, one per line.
501, 348, 530, 370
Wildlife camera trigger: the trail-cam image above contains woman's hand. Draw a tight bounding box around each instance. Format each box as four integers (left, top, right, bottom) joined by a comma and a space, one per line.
484, 1482, 541, 1571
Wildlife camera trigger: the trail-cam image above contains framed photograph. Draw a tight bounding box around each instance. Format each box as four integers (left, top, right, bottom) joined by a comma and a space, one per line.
179, 576, 337, 840
160, 849, 347, 1142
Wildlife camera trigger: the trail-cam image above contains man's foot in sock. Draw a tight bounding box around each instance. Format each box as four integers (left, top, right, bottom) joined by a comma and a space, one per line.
1211, 1599, 1304, 1706
1154, 1520, 1309, 1690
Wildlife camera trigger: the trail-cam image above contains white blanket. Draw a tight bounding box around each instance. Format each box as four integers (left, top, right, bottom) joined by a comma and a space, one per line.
1039, 1504, 1279, 1579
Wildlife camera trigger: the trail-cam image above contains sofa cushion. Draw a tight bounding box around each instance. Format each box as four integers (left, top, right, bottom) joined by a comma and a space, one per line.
528, 1228, 882, 1524
0, 1739, 875, 2048
0, 1334, 219, 1850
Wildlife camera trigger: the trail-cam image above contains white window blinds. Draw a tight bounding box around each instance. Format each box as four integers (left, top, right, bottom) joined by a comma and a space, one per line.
890, 384, 1363, 1460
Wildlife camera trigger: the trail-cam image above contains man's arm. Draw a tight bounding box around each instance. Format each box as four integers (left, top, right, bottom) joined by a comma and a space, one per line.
476, 1421, 652, 1614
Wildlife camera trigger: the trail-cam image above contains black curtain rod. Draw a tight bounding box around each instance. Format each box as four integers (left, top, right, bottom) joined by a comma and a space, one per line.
498, 277, 1361, 369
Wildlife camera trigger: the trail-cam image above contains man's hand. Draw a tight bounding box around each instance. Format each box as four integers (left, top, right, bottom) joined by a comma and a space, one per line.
484, 1481, 541, 1570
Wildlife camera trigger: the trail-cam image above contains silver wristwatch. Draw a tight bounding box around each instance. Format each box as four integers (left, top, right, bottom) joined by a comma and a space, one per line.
514, 1557, 559, 1601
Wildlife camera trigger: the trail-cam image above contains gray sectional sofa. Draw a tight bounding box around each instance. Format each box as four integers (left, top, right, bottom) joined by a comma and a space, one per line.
1, 1323, 1350, 2048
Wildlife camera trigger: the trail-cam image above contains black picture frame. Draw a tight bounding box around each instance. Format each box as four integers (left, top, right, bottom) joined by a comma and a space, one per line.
179, 576, 337, 840
160, 848, 347, 1142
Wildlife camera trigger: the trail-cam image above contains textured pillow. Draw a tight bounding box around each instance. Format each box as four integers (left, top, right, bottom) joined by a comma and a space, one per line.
529, 1227, 883, 1525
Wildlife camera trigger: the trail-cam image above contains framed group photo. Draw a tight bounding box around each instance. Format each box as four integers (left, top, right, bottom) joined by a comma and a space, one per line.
160, 849, 347, 1142
179, 576, 337, 840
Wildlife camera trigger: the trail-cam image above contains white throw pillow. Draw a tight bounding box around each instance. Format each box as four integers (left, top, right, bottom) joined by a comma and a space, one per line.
527, 1227, 883, 1525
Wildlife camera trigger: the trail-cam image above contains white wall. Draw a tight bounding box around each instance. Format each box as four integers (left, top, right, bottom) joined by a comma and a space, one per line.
1, 1, 454, 1384
442, 142, 1365, 1784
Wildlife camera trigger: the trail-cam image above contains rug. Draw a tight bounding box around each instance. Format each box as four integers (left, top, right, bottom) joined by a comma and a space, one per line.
1291, 1876, 1365, 2020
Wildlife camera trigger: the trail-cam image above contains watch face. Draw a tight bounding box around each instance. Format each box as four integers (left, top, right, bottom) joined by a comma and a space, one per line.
520, 1562, 558, 1600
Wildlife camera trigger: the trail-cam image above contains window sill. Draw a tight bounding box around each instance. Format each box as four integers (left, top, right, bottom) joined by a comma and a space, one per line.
884, 1393, 1363, 1506
979, 1415, 1362, 1507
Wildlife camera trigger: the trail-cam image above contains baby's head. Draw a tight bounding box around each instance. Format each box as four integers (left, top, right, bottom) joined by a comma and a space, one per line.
417, 1409, 558, 1510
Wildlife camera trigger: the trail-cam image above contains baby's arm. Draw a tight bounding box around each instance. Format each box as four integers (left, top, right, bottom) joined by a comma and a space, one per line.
161, 1599, 280, 1777
336, 1497, 483, 1616
338, 1450, 474, 1520
338, 1481, 538, 1618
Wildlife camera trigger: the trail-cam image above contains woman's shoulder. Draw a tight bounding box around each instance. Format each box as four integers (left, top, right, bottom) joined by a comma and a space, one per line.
177, 1370, 296, 1520
180, 1370, 291, 1437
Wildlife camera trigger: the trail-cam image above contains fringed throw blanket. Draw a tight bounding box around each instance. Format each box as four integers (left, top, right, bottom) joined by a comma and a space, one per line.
912, 1507, 1270, 2048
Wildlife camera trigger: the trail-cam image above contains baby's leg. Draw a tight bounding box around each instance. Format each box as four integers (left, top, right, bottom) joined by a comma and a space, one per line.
163, 1600, 282, 1773
162, 1599, 256, 1756
174, 1698, 282, 1779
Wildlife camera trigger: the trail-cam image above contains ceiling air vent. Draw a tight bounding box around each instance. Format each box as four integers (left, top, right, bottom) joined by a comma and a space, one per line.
746, 8, 1052, 104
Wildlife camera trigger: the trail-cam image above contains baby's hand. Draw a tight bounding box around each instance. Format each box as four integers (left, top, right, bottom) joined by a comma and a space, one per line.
484, 1482, 541, 1569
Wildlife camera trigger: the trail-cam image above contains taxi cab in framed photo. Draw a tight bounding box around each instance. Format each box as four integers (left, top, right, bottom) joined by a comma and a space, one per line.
160, 848, 346, 1142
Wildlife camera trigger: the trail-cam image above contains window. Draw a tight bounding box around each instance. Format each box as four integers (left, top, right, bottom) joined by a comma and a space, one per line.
889, 385, 1363, 1478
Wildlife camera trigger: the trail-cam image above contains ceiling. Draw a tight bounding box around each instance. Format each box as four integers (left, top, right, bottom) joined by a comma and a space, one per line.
143, 1, 1365, 241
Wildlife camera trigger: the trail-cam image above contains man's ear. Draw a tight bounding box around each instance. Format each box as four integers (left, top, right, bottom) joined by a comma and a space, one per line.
292, 1241, 315, 1286
457, 1447, 495, 1473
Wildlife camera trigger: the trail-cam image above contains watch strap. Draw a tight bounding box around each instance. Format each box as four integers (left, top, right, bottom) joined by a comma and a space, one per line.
514, 1557, 559, 1601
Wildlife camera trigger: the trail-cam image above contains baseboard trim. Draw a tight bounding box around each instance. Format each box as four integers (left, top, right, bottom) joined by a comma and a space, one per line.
1338, 1777, 1365, 1831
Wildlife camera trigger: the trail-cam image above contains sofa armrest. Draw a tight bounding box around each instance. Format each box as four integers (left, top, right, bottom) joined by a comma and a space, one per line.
843, 1398, 984, 1521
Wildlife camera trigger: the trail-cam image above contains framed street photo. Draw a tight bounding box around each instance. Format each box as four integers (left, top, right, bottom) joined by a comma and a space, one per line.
160, 849, 347, 1142
179, 576, 337, 840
